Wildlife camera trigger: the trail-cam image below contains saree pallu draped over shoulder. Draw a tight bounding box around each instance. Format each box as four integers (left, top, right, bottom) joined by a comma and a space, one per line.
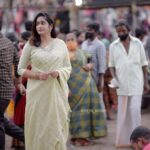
18, 39, 71, 150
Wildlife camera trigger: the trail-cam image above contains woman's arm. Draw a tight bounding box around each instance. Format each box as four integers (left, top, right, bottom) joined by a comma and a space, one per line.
18, 42, 49, 80
22, 70, 49, 80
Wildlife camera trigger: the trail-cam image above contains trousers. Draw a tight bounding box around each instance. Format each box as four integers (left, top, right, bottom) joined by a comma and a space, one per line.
0, 98, 24, 150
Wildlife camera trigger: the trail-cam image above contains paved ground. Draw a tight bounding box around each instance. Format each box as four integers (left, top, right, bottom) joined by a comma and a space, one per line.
6, 108, 150, 150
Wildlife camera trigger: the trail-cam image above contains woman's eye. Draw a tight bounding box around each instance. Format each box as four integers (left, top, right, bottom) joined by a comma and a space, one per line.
36, 21, 46, 26
42, 21, 45, 25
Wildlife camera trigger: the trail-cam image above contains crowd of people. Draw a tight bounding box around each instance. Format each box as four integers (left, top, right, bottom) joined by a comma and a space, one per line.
0, 11, 150, 150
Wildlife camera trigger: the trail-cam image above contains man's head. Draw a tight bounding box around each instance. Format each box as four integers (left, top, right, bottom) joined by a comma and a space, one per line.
85, 22, 99, 40
130, 126, 150, 150
135, 28, 146, 41
24, 21, 33, 32
115, 20, 130, 41
6, 32, 18, 42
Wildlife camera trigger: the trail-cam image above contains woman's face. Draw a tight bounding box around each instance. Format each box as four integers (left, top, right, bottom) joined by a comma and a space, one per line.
66, 33, 78, 51
36, 16, 52, 36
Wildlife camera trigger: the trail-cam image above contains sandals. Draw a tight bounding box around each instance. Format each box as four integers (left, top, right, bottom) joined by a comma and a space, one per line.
71, 138, 94, 146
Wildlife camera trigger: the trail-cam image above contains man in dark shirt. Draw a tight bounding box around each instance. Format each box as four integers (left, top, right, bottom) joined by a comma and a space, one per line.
0, 20, 24, 149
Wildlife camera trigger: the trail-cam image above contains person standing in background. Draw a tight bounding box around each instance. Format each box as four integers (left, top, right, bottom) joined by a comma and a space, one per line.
66, 32, 107, 146
102, 39, 117, 120
81, 23, 107, 118
0, 19, 24, 150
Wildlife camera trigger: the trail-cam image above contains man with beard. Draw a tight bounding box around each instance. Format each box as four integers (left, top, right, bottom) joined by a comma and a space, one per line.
109, 20, 149, 148
81, 23, 107, 120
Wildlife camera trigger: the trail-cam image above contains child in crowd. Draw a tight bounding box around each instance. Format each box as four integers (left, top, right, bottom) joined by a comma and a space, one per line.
130, 126, 150, 150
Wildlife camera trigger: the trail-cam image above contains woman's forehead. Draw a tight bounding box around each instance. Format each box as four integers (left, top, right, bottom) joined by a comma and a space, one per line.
36, 16, 46, 22
66, 33, 76, 39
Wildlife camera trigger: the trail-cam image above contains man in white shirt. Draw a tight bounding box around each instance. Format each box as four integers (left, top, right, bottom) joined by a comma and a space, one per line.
109, 20, 149, 148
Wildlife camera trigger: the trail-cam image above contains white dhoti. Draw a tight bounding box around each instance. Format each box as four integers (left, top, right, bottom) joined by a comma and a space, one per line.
116, 95, 142, 147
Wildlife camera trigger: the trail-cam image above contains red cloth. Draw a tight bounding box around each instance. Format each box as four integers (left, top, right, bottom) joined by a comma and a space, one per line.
14, 94, 26, 126
144, 143, 150, 150
13, 78, 27, 126
13, 66, 31, 126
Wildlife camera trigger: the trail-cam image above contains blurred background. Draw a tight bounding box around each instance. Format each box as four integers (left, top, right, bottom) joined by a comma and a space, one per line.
1, 0, 150, 40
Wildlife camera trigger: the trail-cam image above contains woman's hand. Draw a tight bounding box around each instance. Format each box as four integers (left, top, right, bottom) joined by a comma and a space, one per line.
35, 72, 49, 80
48, 71, 59, 78
83, 63, 93, 72
34, 71, 59, 80
18, 84, 26, 95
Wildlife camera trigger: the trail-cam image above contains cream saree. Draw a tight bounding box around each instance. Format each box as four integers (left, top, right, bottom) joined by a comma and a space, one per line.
18, 38, 71, 150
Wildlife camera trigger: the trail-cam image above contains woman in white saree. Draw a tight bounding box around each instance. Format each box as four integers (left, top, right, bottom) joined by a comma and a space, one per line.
18, 12, 71, 150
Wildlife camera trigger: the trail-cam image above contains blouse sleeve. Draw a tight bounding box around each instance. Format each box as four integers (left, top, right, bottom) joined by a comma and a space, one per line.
18, 42, 32, 75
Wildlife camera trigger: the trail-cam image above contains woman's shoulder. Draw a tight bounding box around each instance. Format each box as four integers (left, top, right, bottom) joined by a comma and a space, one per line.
54, 38, 65, 45
24, 41, 34, 49
54, 38, 68, 51
22, 41, 36, 53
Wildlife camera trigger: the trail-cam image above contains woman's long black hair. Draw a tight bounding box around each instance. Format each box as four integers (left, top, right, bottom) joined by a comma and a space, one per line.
29, 12, 56, 47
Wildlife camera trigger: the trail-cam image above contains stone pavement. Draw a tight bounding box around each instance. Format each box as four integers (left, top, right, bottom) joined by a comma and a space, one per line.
6, 109, 150, 150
